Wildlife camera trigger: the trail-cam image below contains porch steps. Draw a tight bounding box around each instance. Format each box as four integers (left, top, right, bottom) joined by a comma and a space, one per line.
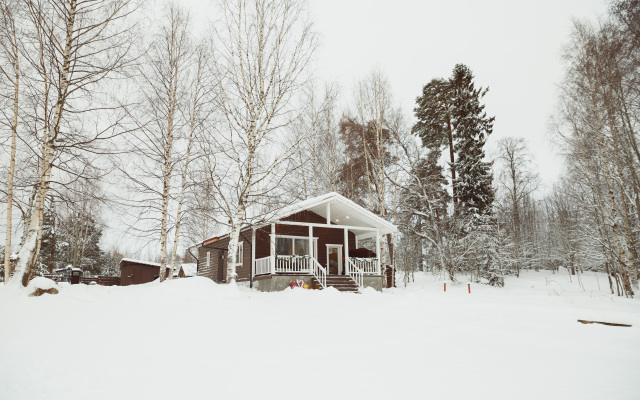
313, 275, 360, 293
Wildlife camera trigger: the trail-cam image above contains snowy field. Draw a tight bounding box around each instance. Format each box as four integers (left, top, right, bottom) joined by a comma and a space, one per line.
1, 270, 639, 400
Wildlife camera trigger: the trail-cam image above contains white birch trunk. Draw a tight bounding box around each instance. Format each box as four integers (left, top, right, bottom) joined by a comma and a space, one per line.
12, 0, 77, 286
2, 11, 19, 284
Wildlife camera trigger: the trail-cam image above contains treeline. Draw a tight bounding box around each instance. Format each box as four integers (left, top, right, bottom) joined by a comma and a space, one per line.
1, 0, 638, 297
550, 0, 640, 297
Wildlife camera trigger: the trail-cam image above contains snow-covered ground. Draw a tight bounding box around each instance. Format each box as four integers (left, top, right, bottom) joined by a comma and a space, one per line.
1, 269, 638, 400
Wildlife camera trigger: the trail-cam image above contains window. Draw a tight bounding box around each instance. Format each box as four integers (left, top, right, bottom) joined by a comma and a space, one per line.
276, 236, 316, 257
235, 242, 243, 267
206, 251, 210, 268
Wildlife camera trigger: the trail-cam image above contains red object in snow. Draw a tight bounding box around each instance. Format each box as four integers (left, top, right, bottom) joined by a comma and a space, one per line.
444, 282, 446, 292
468, 283, 471, 294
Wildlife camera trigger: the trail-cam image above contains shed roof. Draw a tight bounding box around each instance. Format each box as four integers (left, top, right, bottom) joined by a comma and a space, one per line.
119, 258, 162, 268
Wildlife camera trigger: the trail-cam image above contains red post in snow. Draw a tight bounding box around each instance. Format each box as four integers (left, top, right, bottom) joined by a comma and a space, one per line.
468, 283, 471, 294
444, 282, 447, 292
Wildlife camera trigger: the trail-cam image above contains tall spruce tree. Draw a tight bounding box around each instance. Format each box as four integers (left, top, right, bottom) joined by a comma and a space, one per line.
412, 64, 495, 216
450, 65, 495, 217
412, 79, 457, 201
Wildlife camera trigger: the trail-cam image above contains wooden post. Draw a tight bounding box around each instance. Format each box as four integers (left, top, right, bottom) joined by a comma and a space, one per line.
270, 223, 276, 275
251, 228, 256, 277
344, 228, 349, 275
375, 229, 381, 275
326, 202, 331, 224
308, 225, 313, 272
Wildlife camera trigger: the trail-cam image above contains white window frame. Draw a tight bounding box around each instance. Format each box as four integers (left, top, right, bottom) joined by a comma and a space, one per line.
235, 242, 243, 267
206, 251, 211, 268
275, 235, 317, 258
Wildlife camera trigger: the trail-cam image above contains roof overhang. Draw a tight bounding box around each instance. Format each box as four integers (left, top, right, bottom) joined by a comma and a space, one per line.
267, 192, 397, 237
194, 192, 398, 247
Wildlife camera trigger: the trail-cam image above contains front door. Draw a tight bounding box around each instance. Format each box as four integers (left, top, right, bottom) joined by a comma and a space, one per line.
326, 245, 342, 275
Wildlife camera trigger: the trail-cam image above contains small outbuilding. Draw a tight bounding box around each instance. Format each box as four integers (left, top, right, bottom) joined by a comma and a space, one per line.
175, 263, 197, 278
119, 259, 170, 286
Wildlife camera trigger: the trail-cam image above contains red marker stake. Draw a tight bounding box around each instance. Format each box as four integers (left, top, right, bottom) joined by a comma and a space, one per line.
468, 283, 471, 294
444, 282, 447, 292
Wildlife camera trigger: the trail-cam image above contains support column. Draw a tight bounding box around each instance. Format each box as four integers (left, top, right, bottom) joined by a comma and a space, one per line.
375, 229, 381, 275
308, 225, 313, 272
344, 228, 349, 275
251, 228, 256, 277
270, 223, 276, 275
326, 202, 331, 224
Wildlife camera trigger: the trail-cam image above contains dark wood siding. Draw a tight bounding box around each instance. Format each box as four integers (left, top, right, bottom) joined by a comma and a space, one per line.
255, 210, 357, 270
196, 209, 369, 283
120, 261, 169, 286
197, 233, 252, 283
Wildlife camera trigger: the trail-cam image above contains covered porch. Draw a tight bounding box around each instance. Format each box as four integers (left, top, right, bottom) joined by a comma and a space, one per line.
250, 193, 396, 291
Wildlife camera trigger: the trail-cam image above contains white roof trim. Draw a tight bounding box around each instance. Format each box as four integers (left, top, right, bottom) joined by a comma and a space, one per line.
119, 258, 163, 268
268, 192, 397, 235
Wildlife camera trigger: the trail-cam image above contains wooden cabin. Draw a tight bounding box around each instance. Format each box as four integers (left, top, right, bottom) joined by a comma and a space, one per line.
194, 192, 397, 292
120, 259, 170, 286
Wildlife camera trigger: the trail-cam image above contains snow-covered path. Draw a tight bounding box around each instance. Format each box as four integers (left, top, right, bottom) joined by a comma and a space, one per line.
1, 270, 639, 400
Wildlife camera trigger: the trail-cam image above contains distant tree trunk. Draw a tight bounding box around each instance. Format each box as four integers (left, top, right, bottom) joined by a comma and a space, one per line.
1, 0, 19, 284
168, 46, 205, 280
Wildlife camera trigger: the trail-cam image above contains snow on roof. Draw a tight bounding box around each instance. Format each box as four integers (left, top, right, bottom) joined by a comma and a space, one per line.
119, 258, 162, 268
180, 263, 197, 277
267, 192, 397, 236
196, 193, 398, 246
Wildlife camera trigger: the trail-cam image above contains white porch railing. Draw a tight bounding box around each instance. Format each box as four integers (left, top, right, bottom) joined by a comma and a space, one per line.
347, 259, 364, 289
275, 255, 311, 273
310, 257, 327, 289
351, 258, 380, 275
253, 255, 327, 289
255, 256, 271, 275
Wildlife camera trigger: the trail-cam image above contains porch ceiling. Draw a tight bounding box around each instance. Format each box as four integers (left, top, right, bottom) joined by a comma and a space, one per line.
271, 192, 397, 236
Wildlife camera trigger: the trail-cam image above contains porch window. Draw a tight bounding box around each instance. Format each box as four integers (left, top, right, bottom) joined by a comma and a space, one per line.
276, 236, 316, 257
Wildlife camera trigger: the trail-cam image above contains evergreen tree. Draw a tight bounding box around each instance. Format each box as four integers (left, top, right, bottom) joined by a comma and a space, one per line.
337, 117, 395, 208
450, 64, 495, 217
412, 64, 495, 217
412, 78, 457, 200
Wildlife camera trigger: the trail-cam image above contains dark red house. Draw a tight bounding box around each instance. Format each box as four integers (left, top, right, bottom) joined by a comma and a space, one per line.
194, 192, 397, 292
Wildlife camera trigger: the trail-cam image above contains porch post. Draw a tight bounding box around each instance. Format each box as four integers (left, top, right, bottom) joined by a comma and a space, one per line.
251, 228, 256, 277
308, 225, 313, 272
326, 202, 331, 224
270, 223, 276, 275
375, 229, 381, 275
344, 228, 349, 275
355, 236, 359, 249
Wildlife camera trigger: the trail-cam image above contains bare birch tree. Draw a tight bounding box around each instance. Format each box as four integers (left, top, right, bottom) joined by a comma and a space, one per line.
0, 0, 21, 283
496, 137, 540, 276
353, 71, 396, 286
167, 45, 211, 280
204, 0, 317, 282
9, 0, 137, 286
120, 2, 198, 282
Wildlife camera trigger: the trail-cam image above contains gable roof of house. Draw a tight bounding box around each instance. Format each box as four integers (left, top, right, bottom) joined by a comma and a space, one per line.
269, 192, 397, 237
196, 192, 397, 247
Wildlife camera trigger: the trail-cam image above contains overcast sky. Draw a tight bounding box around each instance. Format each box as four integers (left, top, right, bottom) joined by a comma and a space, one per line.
306, 0, 611, 189
179, 0, 608, 187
